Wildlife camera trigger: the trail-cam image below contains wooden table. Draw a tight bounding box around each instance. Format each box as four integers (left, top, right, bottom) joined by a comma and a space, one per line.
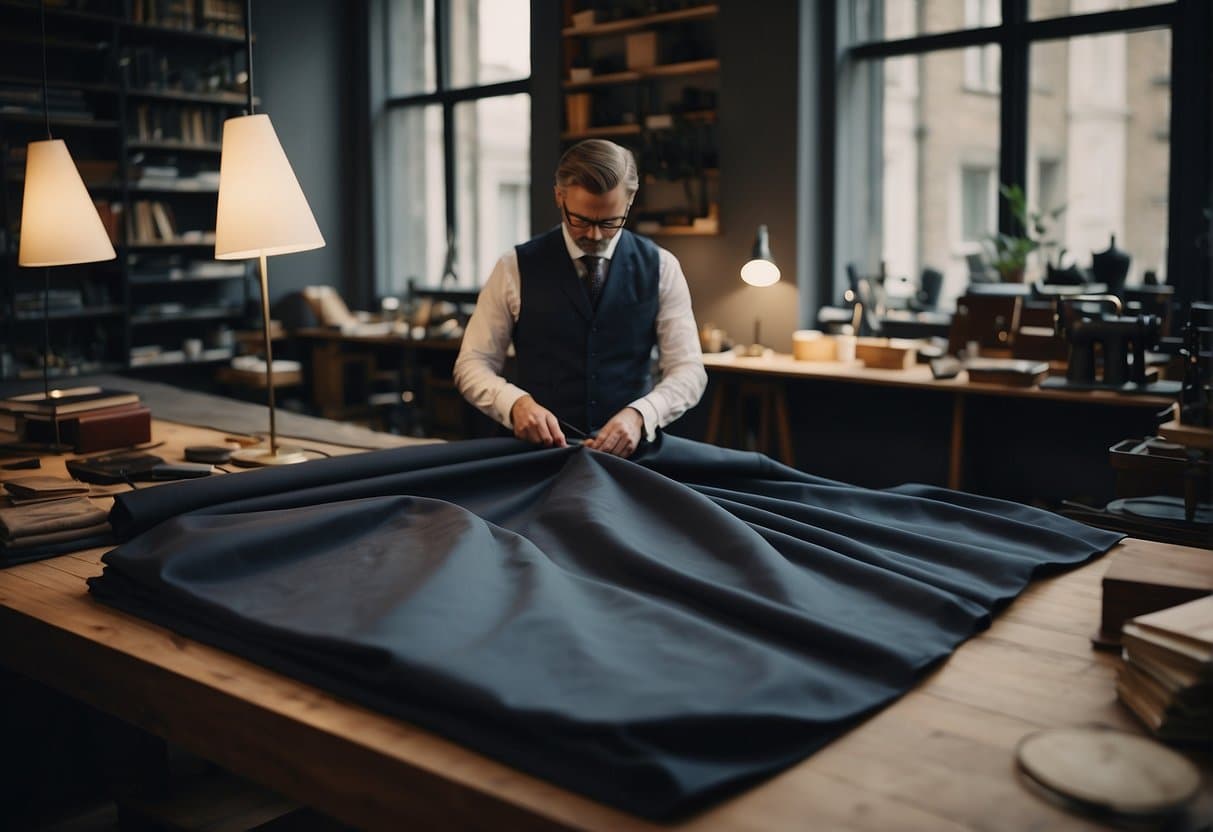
1, 420, 1209, 830
702, 352, 1175, 495
293, 328, 462, 421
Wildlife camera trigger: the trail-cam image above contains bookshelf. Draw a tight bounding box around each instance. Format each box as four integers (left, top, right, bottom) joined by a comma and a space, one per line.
0, 0, 253, 381
560, 2, 720, 237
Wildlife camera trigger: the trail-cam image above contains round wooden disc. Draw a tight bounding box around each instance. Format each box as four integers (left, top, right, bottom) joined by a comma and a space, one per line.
1016, 727, 1200, 817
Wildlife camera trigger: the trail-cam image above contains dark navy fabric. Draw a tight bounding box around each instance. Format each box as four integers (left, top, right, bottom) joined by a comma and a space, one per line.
514, 226, 660, 432
89, 437, 1122, 819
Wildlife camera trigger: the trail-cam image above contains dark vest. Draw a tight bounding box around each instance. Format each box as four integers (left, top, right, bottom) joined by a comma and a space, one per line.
514, 227, 660, 433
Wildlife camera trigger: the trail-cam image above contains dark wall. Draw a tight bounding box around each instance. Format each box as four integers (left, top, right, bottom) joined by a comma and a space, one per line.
252, 0, 364, 305
531, 1, 812, 353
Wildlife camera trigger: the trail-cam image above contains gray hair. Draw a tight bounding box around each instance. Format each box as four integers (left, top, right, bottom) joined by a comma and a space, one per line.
555, 139, 639, 196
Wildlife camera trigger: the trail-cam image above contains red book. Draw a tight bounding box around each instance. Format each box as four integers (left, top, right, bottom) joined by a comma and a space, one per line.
23, 404, 152, 453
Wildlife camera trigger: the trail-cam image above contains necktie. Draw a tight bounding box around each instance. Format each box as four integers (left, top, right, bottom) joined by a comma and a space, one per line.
582, 256, 606, 308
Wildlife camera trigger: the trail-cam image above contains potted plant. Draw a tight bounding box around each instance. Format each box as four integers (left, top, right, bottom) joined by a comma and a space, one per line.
983, 183, 1065, 283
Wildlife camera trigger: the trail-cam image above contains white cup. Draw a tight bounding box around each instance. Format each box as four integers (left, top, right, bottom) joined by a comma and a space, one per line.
835, 334, 857, 363
183, 338, 203, 360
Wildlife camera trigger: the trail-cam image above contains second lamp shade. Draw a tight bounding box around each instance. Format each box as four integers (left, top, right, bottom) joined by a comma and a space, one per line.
215, 114, 325, 260
19, 139, 117, 268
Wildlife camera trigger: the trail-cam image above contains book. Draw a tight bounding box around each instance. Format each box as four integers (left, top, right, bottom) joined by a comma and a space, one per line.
2, 387, 139, 417
1121, 623, 1212, 680
1096, 544, 1213, 647
1132, 595, 1213, 653
23, 404, 152, 454
3, 476, 90, 499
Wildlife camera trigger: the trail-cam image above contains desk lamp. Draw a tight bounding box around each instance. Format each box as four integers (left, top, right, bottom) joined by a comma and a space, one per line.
740, 225, 780, 356
215, 0, 325, 466
18, 1, 118, 445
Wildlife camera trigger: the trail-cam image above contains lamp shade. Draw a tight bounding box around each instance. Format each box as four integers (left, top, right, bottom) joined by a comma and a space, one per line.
215, 114, 325, 260
740, 224, 780, 287
18, 139, 116, 267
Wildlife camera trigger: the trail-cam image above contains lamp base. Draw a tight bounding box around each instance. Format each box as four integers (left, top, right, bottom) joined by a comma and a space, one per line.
743, 343, 768, 357
230, 445, 308, 467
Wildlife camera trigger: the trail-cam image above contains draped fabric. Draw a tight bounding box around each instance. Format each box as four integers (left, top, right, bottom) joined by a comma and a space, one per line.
89, 436, 1121, 819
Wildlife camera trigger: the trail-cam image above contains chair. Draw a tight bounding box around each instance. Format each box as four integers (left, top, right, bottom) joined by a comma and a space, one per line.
948, 294, 1023, 356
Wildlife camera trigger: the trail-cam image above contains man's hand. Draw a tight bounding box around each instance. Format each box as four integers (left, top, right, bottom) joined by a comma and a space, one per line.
585, 407, 644, 458
510, 395, 566, 448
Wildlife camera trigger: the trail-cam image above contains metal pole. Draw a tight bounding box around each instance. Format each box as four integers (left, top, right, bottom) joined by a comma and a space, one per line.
258, 253, 277, 455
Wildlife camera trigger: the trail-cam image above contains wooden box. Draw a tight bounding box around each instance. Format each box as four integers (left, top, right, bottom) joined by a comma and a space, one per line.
564, 93, 591, 134
1096, 543, 1213, 648
855, 337, 917, 370
792, 330, 836, 362
625, 31, 658, 69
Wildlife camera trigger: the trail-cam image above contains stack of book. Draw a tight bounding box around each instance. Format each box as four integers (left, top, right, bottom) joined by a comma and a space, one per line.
1118, 596, 1212, 744
1, 387, 151, 453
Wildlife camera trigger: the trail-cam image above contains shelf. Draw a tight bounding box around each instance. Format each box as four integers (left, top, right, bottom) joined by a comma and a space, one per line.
560, 123, 643, 141
128, 182, 219, 194
126, 87, 255, 106
562, 4, 717, 37
10, 304, 125, 321
0, 112, 119, 129
126, 139, 222, 154
120, 21, 246, 46
131, 309, 242, 325
649, 225, 719, 237
0, 74, 119, 95
129, 271, 246, 285
128, 349, 235, 369
563, 58, 719, 88
0, 31, 111, 51
124, 239, 217, 251
10, 360, 125, 381
644, 58, 719, 78
0, 1, 121, 26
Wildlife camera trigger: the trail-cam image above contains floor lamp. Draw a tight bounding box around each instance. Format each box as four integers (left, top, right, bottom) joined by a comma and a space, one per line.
18, 1, 118, 444
215, 2, 325, 466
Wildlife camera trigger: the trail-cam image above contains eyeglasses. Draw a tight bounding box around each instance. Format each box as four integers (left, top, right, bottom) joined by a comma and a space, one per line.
561, 200, 630, 231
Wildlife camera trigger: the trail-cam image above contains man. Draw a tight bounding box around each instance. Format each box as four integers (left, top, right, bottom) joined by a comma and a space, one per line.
454, 139, 706, 458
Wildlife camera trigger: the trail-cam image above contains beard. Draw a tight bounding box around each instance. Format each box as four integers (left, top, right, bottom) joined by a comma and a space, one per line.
575, 236, 608, 255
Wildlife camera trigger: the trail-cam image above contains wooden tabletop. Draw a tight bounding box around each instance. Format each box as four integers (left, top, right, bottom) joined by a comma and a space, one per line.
702, 351, 1177, 408
1, 421, 1209, 830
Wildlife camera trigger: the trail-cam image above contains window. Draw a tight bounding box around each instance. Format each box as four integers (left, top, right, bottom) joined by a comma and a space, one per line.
964, 0, 1000, 92
961, 165, 996, 243
834, 0, 1201, 311
375, 0, 531, 294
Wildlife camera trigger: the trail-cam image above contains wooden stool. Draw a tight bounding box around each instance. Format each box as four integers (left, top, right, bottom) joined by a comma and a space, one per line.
704, 377, 794, 466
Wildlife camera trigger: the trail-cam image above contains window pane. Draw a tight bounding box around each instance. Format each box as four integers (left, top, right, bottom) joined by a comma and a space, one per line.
449, 0, 531, 88
388, 0, 436, 96
877, 49, 1001, 307
454, 94, 531, 287
1030, 0, 1171, 20
1029, 29, 1170, 282
878, 0, 1000, 40
387, 105, 446, 293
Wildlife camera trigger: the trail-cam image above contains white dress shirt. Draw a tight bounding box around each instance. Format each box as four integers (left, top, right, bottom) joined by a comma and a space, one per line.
454, 225, 707, 441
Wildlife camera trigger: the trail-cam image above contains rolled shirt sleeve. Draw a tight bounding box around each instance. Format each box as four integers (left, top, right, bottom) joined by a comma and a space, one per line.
626, 249, 707, 441
453, 253, 528, 428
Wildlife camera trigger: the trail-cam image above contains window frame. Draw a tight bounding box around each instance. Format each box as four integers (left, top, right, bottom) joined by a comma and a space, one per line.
827, 0, 1209, 313
375, 0, 531, 293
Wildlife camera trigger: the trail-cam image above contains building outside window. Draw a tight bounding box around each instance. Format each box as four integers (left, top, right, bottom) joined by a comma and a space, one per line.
836, 0, 1181, 310
374, 0, 530, 295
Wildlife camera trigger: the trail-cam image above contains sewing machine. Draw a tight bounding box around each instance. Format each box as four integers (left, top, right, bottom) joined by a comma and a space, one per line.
1040, 296, 1181, 395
